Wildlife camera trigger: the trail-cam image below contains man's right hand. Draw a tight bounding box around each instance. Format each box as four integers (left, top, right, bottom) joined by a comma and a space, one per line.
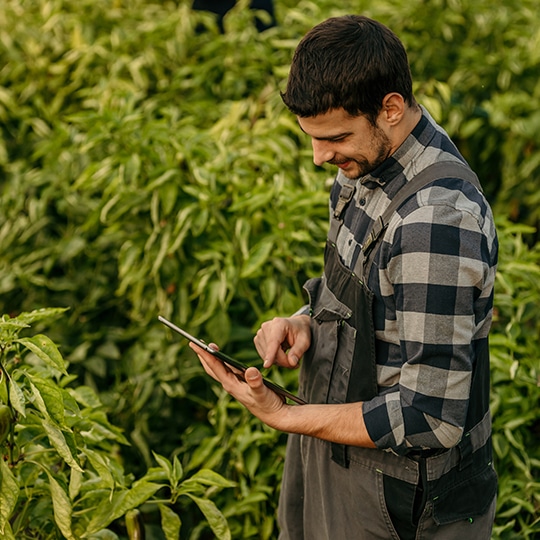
254, 315, 311, 369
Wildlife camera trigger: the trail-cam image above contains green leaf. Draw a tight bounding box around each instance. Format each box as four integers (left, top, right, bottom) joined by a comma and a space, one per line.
0, 372, 7, 405
245, 446, 261, 478
228, 190, 274, 212
82, 411, 130, 446
159, 504, 182, 540
85, 448, 115, 492
83, 481, 162, 537
152, 452, 173, 480
17, 335, 68, 375
84, 531, 119, 540
46, 472, 77, 540
185, 494, 231, 540
188, 469, 236, 489
15, 308, 68, 326
0, 458, 19, 536
7, 376, 25, 417
41, 419, 83, 472
0, 320, 29, 333
69, 385, 103, 409
0, 520, 15, 540
171, 455, 183, 488
69, 467, 83, 502
240, 239, 274, 278
28, 375, 65, 425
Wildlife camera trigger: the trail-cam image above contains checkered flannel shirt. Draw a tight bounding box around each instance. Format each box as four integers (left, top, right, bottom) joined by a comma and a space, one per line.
330, 107, 498, 453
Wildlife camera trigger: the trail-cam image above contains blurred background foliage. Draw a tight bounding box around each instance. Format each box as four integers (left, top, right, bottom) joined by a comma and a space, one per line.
0, 0, 538, 537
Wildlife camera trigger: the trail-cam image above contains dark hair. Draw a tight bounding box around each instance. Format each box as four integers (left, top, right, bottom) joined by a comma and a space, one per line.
281, 15, 415, 123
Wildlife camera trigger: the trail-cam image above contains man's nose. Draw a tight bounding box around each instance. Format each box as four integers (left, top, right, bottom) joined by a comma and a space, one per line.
311, 139, 334, 167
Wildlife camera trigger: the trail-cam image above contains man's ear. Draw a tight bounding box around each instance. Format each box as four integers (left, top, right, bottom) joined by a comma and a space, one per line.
380, 93, 405, 126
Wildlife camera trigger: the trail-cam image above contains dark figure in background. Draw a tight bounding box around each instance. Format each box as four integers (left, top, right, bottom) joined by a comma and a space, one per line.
192, 0, 276, 32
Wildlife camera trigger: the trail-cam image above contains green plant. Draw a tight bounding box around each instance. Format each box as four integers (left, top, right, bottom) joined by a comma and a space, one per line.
1, 0, 540, 538
0, 308, 234, 539
490, 219, 540, 538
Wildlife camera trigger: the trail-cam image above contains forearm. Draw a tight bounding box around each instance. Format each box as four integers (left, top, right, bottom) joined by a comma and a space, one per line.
194, 318, 376, 448
266, 401, 376, 448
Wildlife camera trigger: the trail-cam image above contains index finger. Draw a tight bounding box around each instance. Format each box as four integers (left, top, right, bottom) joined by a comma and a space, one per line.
254, 326, 289, 368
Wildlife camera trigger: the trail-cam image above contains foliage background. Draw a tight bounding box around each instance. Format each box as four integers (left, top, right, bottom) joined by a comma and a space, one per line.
0, 0, 538, 538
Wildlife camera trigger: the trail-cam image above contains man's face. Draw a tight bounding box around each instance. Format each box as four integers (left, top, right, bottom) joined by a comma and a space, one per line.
298, 107, 393, 179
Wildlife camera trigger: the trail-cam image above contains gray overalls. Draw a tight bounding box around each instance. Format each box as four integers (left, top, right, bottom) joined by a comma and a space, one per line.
278, 163, 497, 540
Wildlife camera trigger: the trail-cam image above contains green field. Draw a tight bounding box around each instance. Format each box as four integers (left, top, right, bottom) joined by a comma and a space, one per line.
1, 0, 539, 538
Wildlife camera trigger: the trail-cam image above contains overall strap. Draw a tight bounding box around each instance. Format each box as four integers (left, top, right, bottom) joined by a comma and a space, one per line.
328, 180, 356, 243
362, 161, 481, 278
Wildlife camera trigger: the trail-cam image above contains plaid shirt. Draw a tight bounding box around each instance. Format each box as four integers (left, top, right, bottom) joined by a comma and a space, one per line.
329, 107, 498, 453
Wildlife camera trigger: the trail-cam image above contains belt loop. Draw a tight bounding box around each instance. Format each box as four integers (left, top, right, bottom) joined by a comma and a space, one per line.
331, 443, 350, 468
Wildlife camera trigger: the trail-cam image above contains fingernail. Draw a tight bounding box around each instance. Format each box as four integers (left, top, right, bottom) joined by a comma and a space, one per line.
290, 354, 299, 366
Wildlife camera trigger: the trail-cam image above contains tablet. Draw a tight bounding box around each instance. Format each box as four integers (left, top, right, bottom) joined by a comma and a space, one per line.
158, 316, 306, 405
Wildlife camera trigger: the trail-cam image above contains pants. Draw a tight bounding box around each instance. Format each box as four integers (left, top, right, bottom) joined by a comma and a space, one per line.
277, 435, 496, 540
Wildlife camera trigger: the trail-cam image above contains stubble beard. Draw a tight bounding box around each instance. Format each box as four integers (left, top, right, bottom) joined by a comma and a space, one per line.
339, 127, 393, 180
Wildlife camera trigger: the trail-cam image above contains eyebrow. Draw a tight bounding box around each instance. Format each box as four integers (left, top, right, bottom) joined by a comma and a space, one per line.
298, 125, 353, 142
314, 133, 352, 142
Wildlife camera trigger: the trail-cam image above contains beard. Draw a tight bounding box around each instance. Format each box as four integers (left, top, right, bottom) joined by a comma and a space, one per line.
332, 125, 393, 180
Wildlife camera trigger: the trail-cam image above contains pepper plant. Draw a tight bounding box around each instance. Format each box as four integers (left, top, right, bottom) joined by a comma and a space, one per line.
0, 308, 234, 540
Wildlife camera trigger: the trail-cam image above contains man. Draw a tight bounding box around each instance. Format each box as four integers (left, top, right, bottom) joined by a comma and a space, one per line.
191, 15, 498, 539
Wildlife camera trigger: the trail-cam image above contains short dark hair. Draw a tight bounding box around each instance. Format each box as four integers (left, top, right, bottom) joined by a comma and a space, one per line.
281, 15, 415, 123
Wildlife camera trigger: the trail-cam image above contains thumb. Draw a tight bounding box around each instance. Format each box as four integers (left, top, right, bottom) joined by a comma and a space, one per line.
245, 367, 264, 389
286, 330, 310, 368
287, 345, 306, 367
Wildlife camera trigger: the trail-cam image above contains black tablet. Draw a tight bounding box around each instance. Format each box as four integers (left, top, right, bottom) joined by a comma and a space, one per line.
158, 316, 306, 405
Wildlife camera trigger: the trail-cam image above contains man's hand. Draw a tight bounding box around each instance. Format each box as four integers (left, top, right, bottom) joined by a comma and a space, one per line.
254, 315, 311, 368
189, 338, 376, 448
189, 342, 288, 429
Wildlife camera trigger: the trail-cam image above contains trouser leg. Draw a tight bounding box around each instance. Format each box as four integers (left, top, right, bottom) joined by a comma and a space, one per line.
278, 434, 305, 540
279, 437, 407, 540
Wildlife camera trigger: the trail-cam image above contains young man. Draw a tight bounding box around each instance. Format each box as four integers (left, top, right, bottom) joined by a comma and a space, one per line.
191, 15, 498, 539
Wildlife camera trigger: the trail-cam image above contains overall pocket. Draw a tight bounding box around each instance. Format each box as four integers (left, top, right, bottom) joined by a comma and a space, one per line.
301, 275, 378, 406
327, 321, 356, 404
432, 463, 497, 525
301, 277, 353, 405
